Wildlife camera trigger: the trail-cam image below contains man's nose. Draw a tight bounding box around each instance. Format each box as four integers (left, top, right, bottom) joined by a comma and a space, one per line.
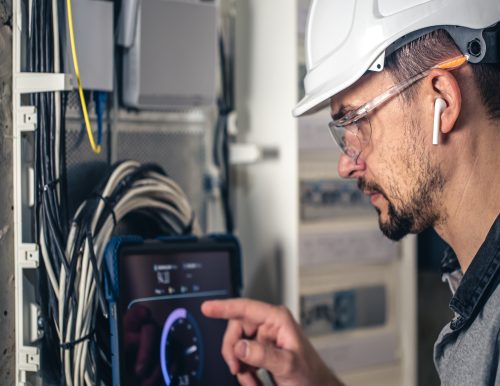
337, 153, 366, 179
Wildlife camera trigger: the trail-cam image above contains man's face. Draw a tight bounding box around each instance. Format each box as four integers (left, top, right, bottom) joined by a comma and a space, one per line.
331, 72, 445, 240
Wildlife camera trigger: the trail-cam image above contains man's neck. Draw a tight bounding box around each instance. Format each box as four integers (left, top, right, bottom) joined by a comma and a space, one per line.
434, 122, 500, 272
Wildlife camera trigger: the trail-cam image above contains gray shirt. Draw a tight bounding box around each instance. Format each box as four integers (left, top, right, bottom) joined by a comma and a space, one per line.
433, 215, 500, 385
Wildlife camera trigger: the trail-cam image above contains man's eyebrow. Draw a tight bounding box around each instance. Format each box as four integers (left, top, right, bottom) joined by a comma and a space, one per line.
330, 104, 354, 120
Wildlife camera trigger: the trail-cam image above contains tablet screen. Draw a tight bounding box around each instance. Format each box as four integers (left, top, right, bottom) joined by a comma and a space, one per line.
117, 245, 239, 386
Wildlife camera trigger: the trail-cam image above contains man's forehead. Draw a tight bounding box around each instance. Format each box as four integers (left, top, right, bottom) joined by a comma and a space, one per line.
329, 81, 366, 117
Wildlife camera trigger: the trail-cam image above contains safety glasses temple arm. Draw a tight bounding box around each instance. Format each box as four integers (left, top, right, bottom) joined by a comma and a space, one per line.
334, 70, 428, 125
332, 55, 469, 126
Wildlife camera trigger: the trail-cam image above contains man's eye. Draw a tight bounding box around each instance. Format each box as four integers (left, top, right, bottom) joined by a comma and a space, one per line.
354, 115, 366, 124
354, 117, 371, 139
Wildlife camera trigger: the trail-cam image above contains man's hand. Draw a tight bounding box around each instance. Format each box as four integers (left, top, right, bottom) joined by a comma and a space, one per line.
201, 298, 344, 386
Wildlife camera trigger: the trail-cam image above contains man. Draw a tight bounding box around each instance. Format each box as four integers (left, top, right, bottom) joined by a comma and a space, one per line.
202, 1, 500, 385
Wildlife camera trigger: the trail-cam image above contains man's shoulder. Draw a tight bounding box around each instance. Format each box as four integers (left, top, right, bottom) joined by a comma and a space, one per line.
434, 279, 500, 385
434, 214, 500, 384
484, 276, 500, 316
435, 277, 500, 345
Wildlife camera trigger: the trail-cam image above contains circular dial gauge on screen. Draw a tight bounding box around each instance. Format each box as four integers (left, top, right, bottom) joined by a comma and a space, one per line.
161, 308, 204, 386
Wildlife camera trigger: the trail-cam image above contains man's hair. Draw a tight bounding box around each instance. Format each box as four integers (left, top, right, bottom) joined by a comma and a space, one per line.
385, 29, 500, 120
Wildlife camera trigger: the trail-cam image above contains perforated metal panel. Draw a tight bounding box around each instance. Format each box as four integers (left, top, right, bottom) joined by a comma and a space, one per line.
64, 91, 210, 220
114, 122, 207, 217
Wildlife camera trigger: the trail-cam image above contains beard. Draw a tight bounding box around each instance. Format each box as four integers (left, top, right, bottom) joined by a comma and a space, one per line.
358, 166, 445, 241
354, 108, 447, 240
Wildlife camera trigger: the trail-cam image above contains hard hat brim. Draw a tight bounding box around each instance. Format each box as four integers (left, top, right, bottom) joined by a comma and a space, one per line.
293, 92, 330, 117
293, 66, 367, 117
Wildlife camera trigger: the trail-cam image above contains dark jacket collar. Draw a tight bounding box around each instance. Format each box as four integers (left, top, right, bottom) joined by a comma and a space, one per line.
441, 214, 500, 331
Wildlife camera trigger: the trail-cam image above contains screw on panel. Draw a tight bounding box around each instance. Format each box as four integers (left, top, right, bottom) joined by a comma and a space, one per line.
37, 315, 45, 338
467, 39, 482, 57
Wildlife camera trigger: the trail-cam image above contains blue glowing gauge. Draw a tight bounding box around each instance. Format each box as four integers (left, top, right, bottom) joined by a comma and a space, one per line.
161, 308, 204, 386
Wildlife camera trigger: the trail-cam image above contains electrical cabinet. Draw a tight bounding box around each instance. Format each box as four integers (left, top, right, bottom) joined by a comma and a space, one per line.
11, 1, 212, 385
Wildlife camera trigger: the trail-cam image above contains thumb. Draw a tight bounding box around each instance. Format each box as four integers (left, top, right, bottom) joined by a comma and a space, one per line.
234, 339, 295, 377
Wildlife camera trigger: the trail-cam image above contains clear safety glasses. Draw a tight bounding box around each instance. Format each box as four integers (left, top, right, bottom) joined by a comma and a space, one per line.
328, 54, 469, 162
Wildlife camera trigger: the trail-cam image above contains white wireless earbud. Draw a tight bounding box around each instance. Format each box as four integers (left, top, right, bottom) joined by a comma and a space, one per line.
433, 98, 446, 145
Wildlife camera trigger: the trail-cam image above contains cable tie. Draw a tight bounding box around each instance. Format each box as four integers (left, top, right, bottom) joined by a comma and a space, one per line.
91, 193, 117, 226
217, 99, 231, 115
42, 178, 61, 192
60, 329, 95, 350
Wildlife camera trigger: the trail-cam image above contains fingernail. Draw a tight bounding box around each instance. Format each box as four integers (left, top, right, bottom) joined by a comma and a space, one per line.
235, 340, 248, 359
228, 361, 237, 375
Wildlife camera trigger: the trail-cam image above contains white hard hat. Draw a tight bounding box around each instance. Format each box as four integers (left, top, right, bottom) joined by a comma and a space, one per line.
293, 0, 500, 117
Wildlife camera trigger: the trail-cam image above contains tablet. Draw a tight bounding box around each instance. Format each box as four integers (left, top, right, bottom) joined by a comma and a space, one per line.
104, 235, 241, 386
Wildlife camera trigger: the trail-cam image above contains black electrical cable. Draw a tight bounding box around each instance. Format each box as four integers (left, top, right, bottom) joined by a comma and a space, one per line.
106, 97, 112, 165
60, 92, 69, 235
32, 2, 59, 384
41, 14, 70, 380
213, 34, 235, 233
39, 0, 46, 71
220, 105, 233, 233
28, 3, 200, 380
28, 0, 73, 382
86, 229, 108, 318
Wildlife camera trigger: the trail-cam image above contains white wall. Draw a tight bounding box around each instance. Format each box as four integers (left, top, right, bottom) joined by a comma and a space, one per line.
234, 0, 300, 314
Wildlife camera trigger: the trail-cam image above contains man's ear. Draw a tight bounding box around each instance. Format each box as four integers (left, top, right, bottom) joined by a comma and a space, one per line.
428, 68, 462, 135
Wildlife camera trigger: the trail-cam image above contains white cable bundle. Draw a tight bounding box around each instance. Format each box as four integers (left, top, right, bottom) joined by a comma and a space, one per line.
40, 160, 200, 386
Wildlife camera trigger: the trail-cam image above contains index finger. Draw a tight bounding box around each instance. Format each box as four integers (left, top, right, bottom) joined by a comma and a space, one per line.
201, 298, 277, 325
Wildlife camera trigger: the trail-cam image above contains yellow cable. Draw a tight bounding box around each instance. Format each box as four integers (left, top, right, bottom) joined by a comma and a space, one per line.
66, 0, 101, 154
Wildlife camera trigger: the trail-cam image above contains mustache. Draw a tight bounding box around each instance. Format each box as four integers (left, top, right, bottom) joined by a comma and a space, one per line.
357, 178, 389, 201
